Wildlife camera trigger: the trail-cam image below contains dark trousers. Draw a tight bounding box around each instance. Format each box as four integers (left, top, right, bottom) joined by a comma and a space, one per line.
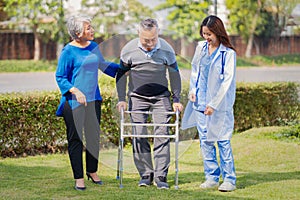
63, 100, 101, 179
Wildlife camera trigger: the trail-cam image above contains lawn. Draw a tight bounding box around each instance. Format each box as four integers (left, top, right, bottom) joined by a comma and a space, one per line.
0, 53, 300, 73
0, 127, 299, 200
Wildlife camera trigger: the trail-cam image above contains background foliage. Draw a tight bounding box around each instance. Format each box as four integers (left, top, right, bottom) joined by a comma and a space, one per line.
3, 0, 66, 60
234, 82, 300, 132
0, 79, 299, 158
225, 0, 299, 57
81, 0, 154, 39
155, 0, 210, 42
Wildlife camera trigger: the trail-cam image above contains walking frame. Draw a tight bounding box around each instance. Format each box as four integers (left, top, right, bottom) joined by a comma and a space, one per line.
116, 108, 180, 189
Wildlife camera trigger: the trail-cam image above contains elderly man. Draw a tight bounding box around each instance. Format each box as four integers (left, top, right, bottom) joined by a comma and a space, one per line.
116, 18, 183, 189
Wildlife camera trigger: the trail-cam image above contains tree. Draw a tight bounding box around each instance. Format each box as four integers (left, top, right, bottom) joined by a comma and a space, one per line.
226, 0, 264, 58
0, 0, 8, 22
264, 0, 298, 36
81, 0, 154, 39
39, 0, 69, 59
155, 0, 210, 56
3, 0, 64, 60
226, 0, 298, 58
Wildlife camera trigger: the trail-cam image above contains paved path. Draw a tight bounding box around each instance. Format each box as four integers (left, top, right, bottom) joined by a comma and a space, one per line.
180, 66, 300, 83
0, 72, 58, 93
0, 66, 299, 93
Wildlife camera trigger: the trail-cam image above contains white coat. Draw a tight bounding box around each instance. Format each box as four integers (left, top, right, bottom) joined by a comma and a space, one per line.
181, 41, 236, 141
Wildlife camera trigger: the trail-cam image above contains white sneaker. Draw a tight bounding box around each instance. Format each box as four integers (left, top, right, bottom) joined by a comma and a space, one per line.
218, 182, 236, 192
200, 180, 219, 189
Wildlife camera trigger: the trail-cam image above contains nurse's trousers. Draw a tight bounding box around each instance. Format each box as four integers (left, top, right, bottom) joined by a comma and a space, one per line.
196, 111, 236, 185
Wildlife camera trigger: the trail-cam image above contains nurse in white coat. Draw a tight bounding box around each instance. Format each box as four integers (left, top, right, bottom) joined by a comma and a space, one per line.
182, 15, 237, 192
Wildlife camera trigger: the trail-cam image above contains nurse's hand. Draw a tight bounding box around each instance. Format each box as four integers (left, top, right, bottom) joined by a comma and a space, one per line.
204, 106, 214, 115
70, 87, 87, 106
189, 93, 196, 102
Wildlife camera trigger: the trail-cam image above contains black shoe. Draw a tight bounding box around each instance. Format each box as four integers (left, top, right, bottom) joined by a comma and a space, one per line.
86, 172, 103, 185
155, 176, 169, 189
74, 181, 86, 191
138, 173, 154, 187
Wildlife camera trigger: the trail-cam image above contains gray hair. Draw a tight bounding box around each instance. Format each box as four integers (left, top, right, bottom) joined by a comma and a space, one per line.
139, 18, 159, 31
66, 15, 92, 40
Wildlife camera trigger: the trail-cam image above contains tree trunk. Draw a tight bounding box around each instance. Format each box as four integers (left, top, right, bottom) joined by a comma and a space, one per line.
254, 38, 260, 55
245, 0, 262, 58
180, 37, 187, 58
56, 42, 64, 59
245, 33, 255, 58
33, 25, 40, 61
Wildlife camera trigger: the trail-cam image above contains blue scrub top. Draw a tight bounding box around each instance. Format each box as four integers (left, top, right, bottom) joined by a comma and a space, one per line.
196, 45, 219, 111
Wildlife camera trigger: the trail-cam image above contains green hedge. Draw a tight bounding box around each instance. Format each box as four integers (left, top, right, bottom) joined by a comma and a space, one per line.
0, 92, 65, 157
234, 82, 300, 131
0, 82, 299, 158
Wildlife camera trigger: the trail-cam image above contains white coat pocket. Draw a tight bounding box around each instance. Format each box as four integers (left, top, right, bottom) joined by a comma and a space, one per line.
206, 111, 226, 141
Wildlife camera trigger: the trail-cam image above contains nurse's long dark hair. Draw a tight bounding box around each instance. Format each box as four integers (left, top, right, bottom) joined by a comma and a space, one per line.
200, 15, 236, 52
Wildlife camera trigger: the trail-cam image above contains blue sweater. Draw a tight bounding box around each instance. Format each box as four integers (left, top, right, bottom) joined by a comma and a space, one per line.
55, 41, 119, 116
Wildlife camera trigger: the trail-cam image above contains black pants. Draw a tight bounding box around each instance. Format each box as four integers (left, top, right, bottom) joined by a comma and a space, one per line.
63, 100, 101, 179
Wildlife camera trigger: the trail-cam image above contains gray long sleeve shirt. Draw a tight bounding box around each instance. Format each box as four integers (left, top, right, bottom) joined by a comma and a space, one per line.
116, 38, 181, 103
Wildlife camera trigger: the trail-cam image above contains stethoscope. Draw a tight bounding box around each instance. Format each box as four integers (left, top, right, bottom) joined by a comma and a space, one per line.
195, 45, 226, 92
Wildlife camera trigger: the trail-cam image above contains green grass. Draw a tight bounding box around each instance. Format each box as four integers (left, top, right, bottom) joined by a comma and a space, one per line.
237, 54, 300, 67
1, 126, 299, 200
0, 54, 299, 73
177, 54, 300, 68
0, 60, 57, 72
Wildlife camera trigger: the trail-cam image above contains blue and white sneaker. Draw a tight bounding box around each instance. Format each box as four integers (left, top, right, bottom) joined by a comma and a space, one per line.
218, 182, 236, 192
200, 180, 219, 189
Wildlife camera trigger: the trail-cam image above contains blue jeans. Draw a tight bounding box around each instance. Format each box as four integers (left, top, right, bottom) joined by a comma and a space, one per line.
196, 111, 236, 185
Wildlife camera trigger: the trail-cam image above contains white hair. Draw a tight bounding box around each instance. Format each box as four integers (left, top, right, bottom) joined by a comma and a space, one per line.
66, 15, 92, 40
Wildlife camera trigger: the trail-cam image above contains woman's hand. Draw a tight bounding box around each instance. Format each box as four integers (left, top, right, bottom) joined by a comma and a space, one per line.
189, 93, 196, 102
70, 87, 87, 106
204, 106, 214, 115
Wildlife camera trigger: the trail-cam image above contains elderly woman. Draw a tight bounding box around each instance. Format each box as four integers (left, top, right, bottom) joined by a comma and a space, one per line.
55, 15, 119, 191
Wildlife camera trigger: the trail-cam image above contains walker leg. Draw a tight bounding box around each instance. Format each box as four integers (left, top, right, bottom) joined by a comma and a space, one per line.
174, 139, 179, 190
174, 110, 179, 190
116, 142, 121, 180
119, 138, 124, 188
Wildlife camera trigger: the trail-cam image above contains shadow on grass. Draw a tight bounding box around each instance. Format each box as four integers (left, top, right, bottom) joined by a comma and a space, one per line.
236, 171, 300, 189
171, 170, 300, 190
2, 161, 298, 199
110, 175, 250, 200
0, 162, 248, 200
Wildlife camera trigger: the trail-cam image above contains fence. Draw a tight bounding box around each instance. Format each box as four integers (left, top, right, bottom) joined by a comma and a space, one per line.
0, 32, 57, 60
1, 32, 300, 60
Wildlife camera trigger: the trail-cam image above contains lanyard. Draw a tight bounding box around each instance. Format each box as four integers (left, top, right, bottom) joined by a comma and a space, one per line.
220, 51, 226, 80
